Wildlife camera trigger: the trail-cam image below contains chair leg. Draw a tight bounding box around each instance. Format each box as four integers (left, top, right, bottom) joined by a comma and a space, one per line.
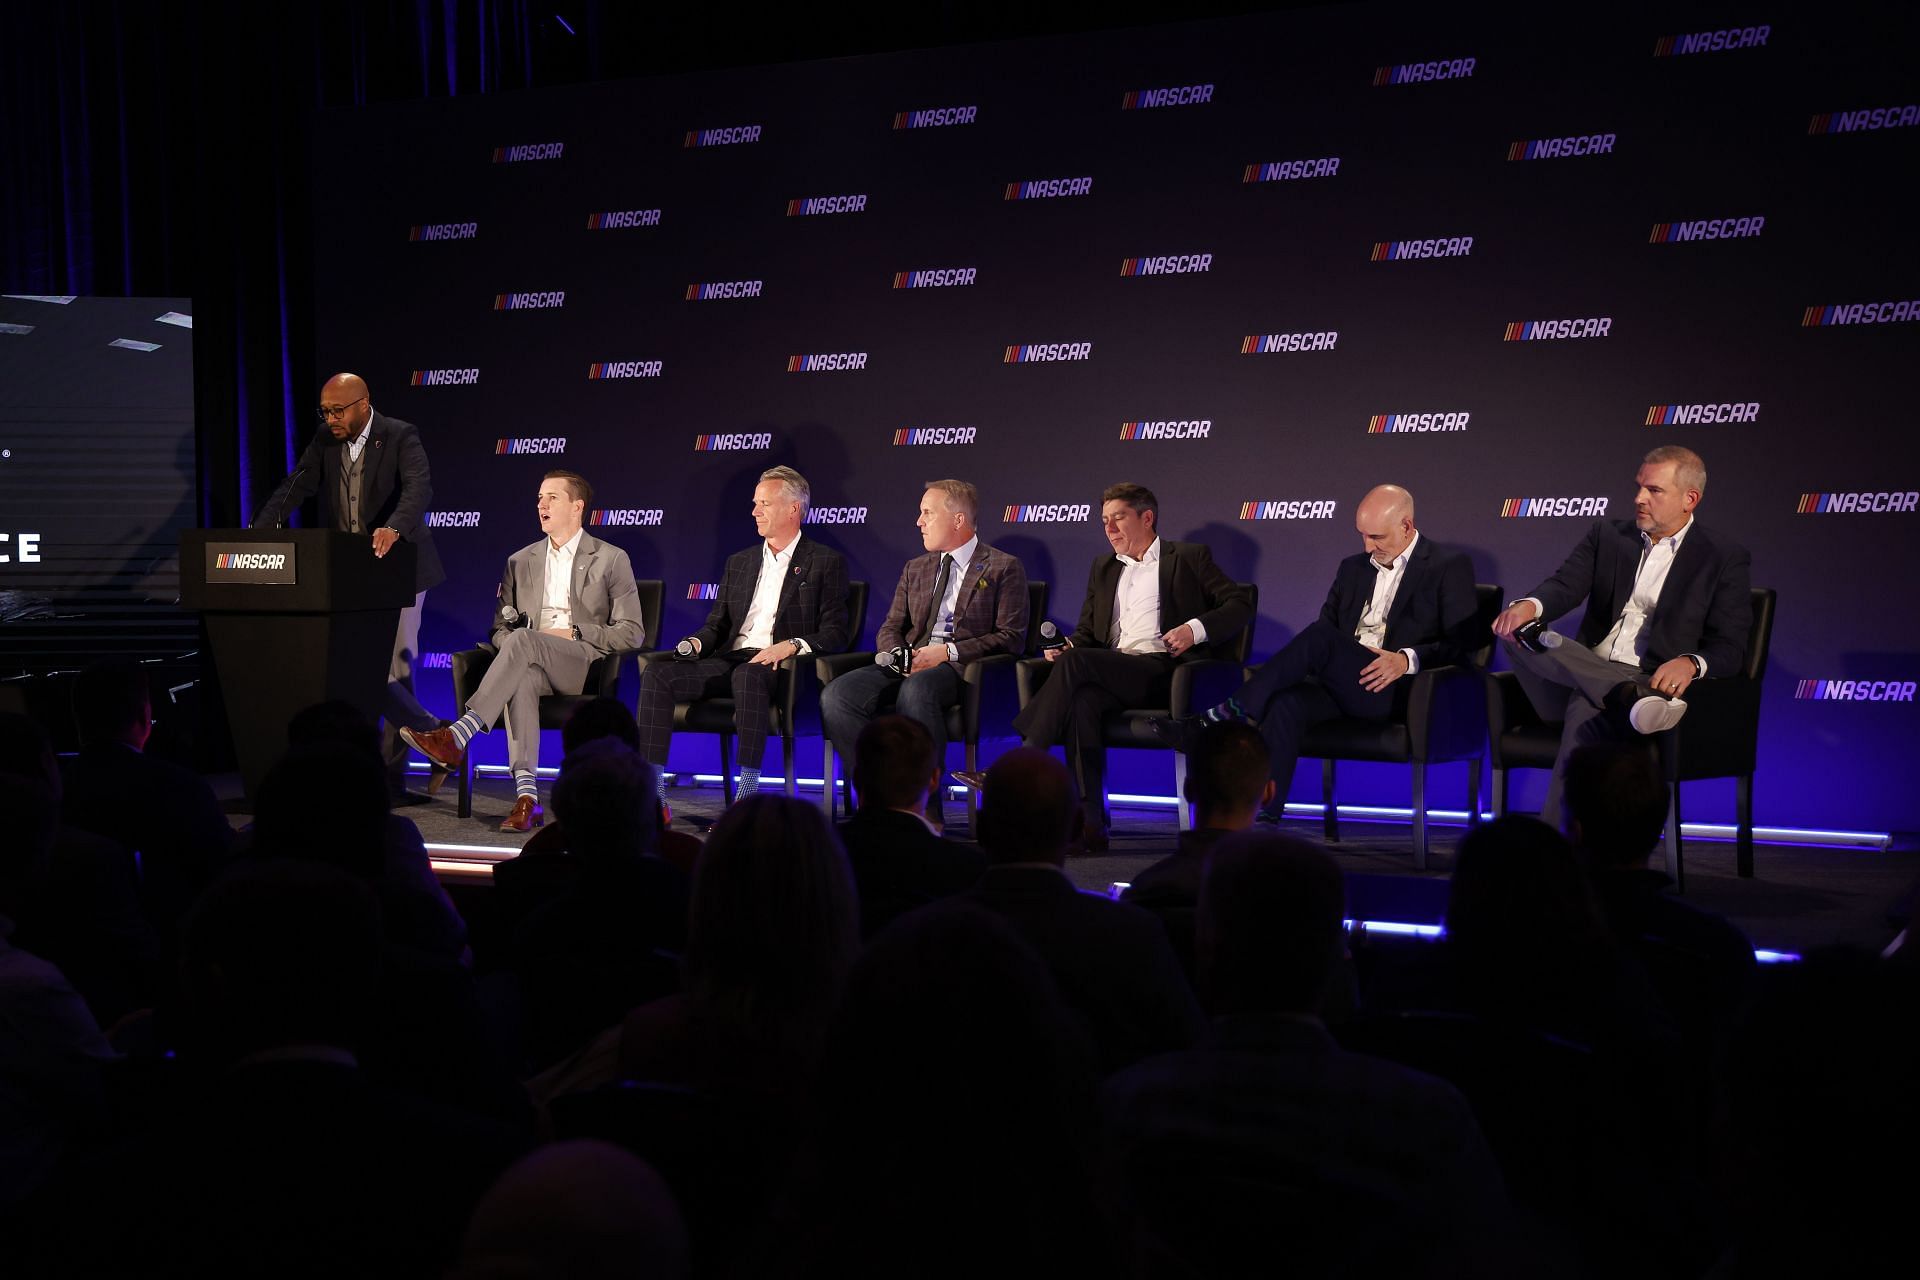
1465, 755, 1483, 828
719, 734, 736, 805
1664, 781, 1683, 891
1411, 762, 1428, 872
1736, 774, 1754, 879
1172, 751, 1192, 833
963, 740, 978, 836
458, 747, 473, 819
782, 733, 796, 799
824, 740, 838, 819
1322, 759, 1338, 842
1492, 765, 1508, 818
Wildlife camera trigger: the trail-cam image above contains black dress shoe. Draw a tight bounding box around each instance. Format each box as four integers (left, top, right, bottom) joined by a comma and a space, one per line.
1512, 619, 1554, 654
1146, 714, 1207, 754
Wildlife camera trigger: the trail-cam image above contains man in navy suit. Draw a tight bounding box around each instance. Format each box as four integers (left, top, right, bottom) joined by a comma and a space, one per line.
1152, 484, 1481, 820
1491, 445, 1751, 821
254, 373, 447, 797
637, 466, 850, 803
989, 483, 1252, 849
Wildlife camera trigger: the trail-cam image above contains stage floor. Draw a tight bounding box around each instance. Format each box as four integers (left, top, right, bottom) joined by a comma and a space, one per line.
222, 774, 1917, 961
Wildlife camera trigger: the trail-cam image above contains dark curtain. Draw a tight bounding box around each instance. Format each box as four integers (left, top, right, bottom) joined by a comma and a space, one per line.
1, 0, 1253, 528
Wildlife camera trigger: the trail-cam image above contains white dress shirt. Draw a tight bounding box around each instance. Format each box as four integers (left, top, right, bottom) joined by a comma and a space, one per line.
345, 419, 371, 464
733, 532, 807, 653
1598, 516, 1697, 669
541, 528, 583, 632
1356, 531, 1422, 673
1110, 538, 1208, 654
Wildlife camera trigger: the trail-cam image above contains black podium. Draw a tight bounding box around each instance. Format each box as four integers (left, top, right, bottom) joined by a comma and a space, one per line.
181, 529, 416, 800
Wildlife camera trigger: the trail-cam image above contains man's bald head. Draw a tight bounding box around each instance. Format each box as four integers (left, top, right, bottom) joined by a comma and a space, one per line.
1354, 483, 1417, 564
318, 372, 372, 440
976, 748, 1078, 865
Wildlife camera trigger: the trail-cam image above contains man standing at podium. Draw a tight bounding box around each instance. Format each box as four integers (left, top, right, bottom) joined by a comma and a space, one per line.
400, 470, 648, 833
254, 373, 446, 799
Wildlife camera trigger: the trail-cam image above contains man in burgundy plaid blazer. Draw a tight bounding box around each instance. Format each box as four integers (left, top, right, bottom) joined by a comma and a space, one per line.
821, 479, 1029, 820
637, 466, 850, 800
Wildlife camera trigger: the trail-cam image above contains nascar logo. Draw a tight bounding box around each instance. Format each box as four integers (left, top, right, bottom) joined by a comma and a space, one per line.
588, 361, 662, 379
409, 223, 477, 240
1241, 332, 1338, 353
1500, 497, 1610, 517
687, 583, 722, 600
491, 143, 563, 162
1003, 343, 1091, 363
1368, 413, 1468, 433
786, 353, 868, 372
694, 433, 772, 451
214, 553, 287, 568
1795, 491, 1919, 513
1002, 504, 1092, 523
1372, 58, 1475, 85
590, 510, 664, 526
1239, 500, 1337, 520
1503, 318, 1612, 340
1801, 301, 1920, 326
495, 438, 566, 455
1644, 403, 1758, 425
1795, 679, 1916, 702
1120, 84, 1214, 109
892, 427, 977, 445
892, 105, 977, 129
410, 369, 479, 386
684, 125, 761, 147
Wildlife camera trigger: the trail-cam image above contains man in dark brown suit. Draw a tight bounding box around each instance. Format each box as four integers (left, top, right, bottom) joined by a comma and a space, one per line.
821, 479, 1028, 820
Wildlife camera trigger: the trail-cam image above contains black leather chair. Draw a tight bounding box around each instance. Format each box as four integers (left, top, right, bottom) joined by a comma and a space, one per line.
449, 579, 663, 818
1485, 587, 1775, 886
633, 581, 868, 807
818, 580, 1048, 832
1014, 584, 1258, 834
1296, 584, 1503, 870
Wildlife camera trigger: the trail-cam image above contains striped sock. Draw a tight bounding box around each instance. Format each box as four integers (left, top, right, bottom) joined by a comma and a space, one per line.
736, 766, 761, 800
1202, 698, 1245, 723
450, 712, 484, 748
513, 769, 538, 800
656, 770, 671, 804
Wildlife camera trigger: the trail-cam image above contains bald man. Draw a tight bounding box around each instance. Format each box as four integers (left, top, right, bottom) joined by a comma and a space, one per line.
1151, 485, 1481, 822
254, 374, 447, 797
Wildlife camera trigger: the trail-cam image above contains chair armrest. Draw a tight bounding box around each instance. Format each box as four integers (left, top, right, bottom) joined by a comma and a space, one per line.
1662, 675, 1763, 780
816, 651, 877, 685
1014, 656, 1053, 708
1405, 664, 1487, 763
450, 644, 498, 713
1170, 657, 1244, 718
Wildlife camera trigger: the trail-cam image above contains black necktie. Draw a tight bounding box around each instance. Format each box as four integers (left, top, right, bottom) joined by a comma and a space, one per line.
916, 553, 954, 646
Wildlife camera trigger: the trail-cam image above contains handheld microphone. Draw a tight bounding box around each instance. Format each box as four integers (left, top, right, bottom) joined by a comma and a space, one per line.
876, 644, 915, 673
499, 605, 525, 629
674, 638, 699, 659
1038, 621, 1068, 652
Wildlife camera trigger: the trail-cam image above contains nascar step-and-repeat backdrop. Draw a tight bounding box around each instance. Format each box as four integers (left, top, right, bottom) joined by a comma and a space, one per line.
308, 4, 1919, 831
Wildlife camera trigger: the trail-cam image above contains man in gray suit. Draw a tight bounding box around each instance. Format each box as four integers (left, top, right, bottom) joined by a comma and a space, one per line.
402, 470, 647, 832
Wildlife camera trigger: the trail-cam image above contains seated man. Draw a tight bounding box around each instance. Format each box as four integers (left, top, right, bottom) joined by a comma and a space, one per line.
965, 749, 1202, 1074
1563, 741, 1756, 1032
1103, 832, 1512, 1275
838, 715, 985, 939
1151, 484, 1480, 822
1121, 720, 1273, 974
820, 479, 1028, 825
971, 483, 1250, 852
401, 470, 646, 832
1491, 445, 1751, 820
637, 465, 849, 804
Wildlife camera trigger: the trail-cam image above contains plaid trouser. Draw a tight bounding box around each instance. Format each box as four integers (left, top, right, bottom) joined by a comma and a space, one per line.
637, 650, 783, 769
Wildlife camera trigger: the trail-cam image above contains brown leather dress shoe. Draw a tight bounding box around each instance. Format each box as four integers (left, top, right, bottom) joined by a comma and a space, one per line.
499, 795, 544, 833
399, 724, 465, 770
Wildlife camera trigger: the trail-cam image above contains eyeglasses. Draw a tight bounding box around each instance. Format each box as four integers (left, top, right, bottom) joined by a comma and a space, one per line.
316, 396, 368, 421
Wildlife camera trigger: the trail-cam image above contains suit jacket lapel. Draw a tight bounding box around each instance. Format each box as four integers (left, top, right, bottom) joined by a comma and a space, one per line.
1091, 555, 1124, 643
775, 539, 807, 622
1383, 538, 1429, 639
524, 545, 546, 623
951, 544, 987, 624
1154, 542, 1177, 632
358, 414, 385, 520
1610, 524, 1641, 623
570, 533, 595, 614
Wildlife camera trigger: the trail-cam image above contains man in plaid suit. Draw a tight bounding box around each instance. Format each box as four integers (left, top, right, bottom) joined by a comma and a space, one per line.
821, 479, 1029, 822
637, 466, 851, 802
